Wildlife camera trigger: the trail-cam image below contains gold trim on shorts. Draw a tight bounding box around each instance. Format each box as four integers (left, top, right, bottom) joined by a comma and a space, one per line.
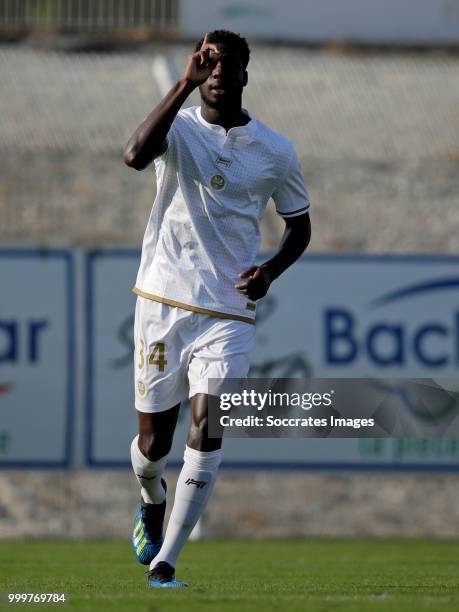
132, 287, 256, 325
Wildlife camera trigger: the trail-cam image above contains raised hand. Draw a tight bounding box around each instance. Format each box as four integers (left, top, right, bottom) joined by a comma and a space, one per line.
182, 33, 221, 87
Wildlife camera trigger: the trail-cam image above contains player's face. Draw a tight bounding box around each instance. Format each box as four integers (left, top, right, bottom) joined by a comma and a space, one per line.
200, 43, 247, 110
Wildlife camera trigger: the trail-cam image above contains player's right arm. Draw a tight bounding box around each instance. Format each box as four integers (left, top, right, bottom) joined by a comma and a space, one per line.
123, 34, 220, 171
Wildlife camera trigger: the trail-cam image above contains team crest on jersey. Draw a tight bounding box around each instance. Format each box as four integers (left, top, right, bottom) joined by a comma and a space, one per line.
137, 379, 146, 397
210, 174, 226, 191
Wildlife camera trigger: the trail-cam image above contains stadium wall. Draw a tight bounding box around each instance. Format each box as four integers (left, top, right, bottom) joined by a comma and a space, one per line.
2, 471, 459, 539
1, 44, 459, 539
180, 0, 459, 45
2, 1, 457, 44
1, 249, 459, 539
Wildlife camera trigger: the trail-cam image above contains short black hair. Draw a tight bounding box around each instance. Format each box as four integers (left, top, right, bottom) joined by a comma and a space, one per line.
194, 30, 250, 69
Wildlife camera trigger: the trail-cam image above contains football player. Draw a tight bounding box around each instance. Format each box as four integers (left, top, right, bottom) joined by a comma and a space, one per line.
124, 30, 311, 588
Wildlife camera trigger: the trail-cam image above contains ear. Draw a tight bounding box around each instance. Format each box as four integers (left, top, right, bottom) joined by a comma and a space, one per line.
243, 70, 248, 87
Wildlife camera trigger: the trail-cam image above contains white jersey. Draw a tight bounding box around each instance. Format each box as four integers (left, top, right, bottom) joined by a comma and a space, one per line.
134, 106, 310, 323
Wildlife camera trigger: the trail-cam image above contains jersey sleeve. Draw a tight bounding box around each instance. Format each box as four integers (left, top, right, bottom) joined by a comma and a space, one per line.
148, 112, 182, 167
155, 117, 179, 159
272, 147, 310, 219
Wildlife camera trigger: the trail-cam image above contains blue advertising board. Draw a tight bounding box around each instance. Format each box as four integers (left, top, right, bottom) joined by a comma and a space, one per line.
0, 250, 74, 468
85, 251, 459, 471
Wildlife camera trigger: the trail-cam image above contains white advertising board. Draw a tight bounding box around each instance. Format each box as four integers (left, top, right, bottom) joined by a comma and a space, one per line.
0, 250, 74, 467
86, 251, 459, 470
180, 0, 459, 44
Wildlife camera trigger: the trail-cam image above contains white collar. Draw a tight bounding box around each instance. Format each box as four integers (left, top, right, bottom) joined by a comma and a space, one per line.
196, 106, 256, 138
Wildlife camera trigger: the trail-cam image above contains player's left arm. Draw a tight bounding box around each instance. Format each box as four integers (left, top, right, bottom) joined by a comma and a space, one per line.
235, 212, 311, 301
236, 143, 311, 301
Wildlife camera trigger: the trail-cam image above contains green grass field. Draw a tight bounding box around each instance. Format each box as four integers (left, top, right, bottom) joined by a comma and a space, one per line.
0, 539, 458, 611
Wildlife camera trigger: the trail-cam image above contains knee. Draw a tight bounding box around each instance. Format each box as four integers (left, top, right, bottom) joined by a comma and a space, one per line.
138, 432, 172, 461
187, 416, 221, 452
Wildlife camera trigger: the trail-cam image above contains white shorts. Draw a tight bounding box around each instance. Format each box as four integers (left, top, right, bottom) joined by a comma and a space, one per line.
133, 296, 255, 413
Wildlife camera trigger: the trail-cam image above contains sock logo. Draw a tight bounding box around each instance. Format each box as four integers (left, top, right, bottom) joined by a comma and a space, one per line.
136, 474, 156, 481
185, 478, 207, 489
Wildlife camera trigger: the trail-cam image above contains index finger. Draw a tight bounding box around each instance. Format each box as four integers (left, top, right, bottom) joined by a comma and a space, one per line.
200, 33, 215, 53
200, 32, 210, 50
200, 32, 220, 55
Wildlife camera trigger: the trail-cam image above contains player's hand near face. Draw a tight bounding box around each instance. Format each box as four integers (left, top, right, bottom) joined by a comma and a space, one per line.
183, 33, 221, 87
235, 265, 273, 301
124, 33, 222, 170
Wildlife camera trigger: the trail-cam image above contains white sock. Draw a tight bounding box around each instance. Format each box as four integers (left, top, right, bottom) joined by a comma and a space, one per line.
151, 445, 222, 569
130, 435, 167, 505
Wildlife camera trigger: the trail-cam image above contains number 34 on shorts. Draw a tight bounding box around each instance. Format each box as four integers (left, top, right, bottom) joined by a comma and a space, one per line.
138, 339, 167, 371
